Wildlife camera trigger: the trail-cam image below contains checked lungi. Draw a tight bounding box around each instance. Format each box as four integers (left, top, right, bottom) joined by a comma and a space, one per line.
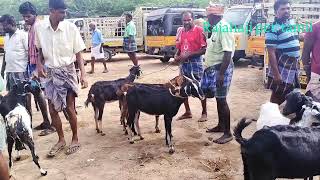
45, 63, 79, 112
180, 56, 204, 82
267, 54, 300, 96
6, 71, 29, 91
123, 37, 138, 53
201, 62, 234, 99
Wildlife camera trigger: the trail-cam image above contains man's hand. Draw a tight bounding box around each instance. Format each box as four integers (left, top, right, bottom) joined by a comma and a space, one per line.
217, 73, 224, 88
80, 73, 88, 89
37, 65, 47, 78
180, 53, 190, 62
273, 73, 282, 85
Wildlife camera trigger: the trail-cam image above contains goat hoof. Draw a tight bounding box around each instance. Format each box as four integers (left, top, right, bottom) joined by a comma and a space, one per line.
125, 131, 128, 135
139, 136, 144, 140
169, 148, 175, 154
101, 132, 106, 136
155, 129, 160, 133
41, 170, 48, 176
129, 141, 134, 144
16, 157, 21, 161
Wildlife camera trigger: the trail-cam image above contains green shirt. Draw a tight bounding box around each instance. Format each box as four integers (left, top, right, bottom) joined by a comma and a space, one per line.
124, 21, 136, 38
205, 19, 235, 67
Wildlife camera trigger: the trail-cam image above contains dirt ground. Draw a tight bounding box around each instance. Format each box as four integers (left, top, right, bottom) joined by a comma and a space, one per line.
2, 53, 305, 180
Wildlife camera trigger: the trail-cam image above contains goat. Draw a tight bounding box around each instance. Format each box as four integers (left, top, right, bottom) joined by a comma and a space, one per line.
3, 104, 47, 176
283, 89, 320, 124
84, 66, 141, 136
256, 102, 290, 130
234, 117, 320, 180
125, 75, 205, 154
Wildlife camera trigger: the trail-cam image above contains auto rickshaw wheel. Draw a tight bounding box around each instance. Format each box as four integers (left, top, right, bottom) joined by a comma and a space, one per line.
160, 56, 171, 63
103, 48, 112, 61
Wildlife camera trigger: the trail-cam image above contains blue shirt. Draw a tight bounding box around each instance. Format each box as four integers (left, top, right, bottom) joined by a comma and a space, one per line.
265, 18, 300, 58
92, 29, 104, 47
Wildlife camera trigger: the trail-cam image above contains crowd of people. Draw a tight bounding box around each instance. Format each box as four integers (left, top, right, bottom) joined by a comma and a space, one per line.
0, 0, 319, 178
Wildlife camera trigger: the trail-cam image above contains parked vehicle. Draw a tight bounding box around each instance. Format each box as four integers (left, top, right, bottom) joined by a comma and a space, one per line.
145, 7, 206, 62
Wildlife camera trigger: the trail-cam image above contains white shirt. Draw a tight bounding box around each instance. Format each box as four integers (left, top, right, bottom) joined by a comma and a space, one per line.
35, 19, 85, 68
4, 30, 28, 72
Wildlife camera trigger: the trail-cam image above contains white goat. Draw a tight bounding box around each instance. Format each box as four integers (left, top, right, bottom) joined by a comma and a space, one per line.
296, 105, 320, 127
5, 104, 47, 176
256, 102, 290, 130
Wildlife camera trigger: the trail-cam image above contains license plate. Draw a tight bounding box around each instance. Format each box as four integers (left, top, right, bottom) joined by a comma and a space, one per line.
299, 75, 307, 85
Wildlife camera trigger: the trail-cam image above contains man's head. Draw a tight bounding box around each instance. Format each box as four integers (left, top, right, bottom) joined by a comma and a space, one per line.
274, 0, 291, 20
49, 0, 67, 22
0, 15, 16, 34
125, 13, 132, 24
181, 11, 194, 30
206, 4, 224, 26
89, 22, 96, 31
19, 1, 37, 26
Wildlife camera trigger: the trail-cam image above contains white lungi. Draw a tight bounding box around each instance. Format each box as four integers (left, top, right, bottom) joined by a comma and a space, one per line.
91, 44, 105, 60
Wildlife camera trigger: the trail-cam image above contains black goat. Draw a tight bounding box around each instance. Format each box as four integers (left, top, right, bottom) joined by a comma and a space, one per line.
283, 89, 320, 124
234, 118, 320, 180
125, 75, 205, 154
84, 66, 141, 135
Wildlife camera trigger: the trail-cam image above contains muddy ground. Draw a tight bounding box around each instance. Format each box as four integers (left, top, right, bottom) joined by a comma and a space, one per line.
2, 54, 309, 180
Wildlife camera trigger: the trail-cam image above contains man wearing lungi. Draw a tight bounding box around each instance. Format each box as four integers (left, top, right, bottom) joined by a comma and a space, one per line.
265, 0, 301, 105
35, 0, 88, 157
302, 20, 320, 102
201, 4, 235, 144
19, 1, 56, 136
174, 11, 207, 122
123, 13, 139, 68
0, 15, 32, 114
87, 21, 108, 74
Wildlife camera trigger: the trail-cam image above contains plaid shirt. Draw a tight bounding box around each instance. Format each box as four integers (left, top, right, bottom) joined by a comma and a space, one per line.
28, 23, 37, 65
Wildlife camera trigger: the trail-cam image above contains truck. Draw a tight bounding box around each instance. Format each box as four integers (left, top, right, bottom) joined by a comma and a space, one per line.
72, 7, 160, 61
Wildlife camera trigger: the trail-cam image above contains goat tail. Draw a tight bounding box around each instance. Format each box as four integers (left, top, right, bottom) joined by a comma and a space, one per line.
84, 94, 94, 107
233, 118, 252, 146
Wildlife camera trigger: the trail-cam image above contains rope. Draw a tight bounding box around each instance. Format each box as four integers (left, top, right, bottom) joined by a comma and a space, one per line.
137, 62, 180, 80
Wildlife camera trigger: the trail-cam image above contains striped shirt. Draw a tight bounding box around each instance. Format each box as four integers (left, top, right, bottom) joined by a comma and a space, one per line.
265, 18, 300, 58
28, 23, 37, 65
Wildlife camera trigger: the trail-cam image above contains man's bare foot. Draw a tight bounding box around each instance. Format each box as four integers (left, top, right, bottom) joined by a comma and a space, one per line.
102, 69, 109, 73
206, 125, 224, 133
198, 114, 208, 122
177, 112, 192, 121
212, 133, 233, 144
47, 141, 66, 157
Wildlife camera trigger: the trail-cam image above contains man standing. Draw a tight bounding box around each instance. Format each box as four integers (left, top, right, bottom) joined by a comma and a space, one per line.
0, 15, 31, 112
174, 11, 207, 122
301, 21, 320, 102
87, 21, 108, 74
123, 13, 139, 67
201, 4, 235, 144
35, 0, 88, 157
19, 1, 55, 136
265, 0, 301, 105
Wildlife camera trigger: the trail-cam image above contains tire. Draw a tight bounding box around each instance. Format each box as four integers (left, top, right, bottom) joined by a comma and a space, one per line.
103, 48, 112, 61
160, 56, 171, 63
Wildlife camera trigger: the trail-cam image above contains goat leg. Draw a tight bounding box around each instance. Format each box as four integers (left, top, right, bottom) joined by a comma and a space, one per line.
134, 111, 144, 140
98, 106, 105, 136
155, 115, 160, 133
127, 110, 136, 144
94, 106, 100, 133
7, 137, 14, 168
25, 139, 47, 176
164, 116, 174, 154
